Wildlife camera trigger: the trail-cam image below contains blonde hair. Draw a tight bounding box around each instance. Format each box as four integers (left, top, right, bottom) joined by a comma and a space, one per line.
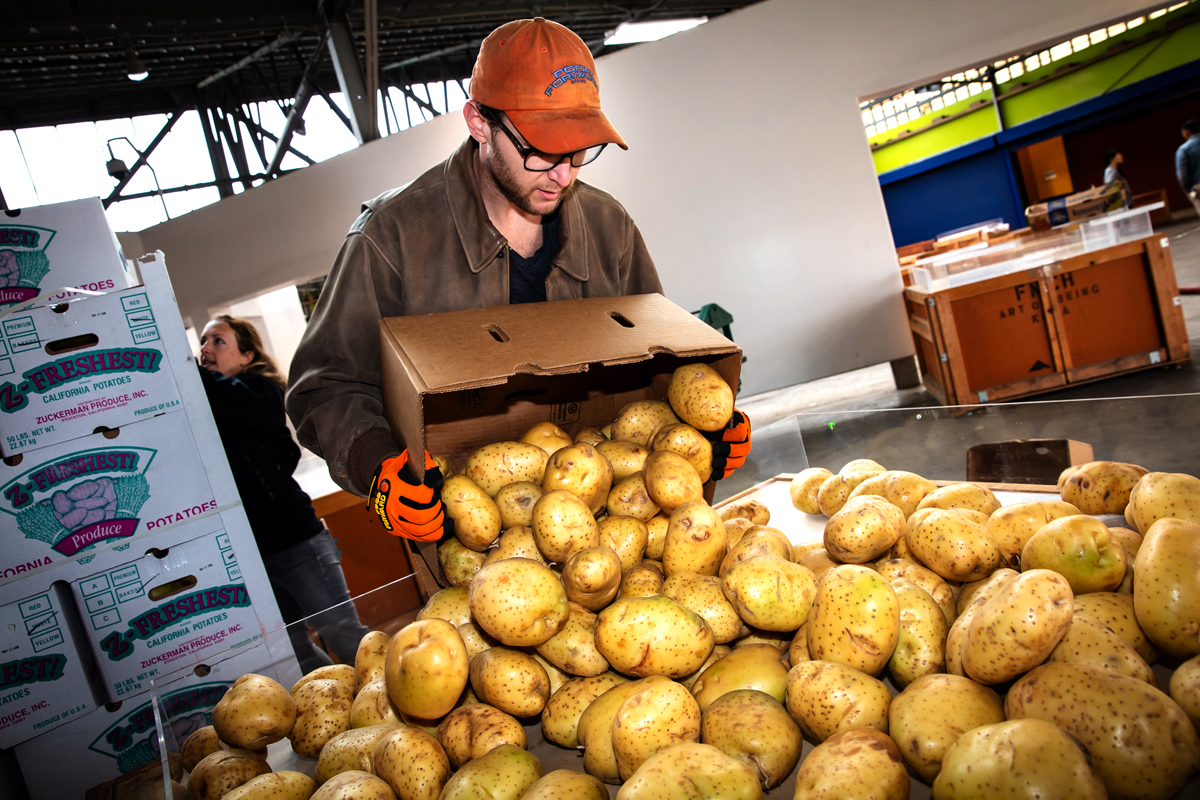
211, 314, 287, 390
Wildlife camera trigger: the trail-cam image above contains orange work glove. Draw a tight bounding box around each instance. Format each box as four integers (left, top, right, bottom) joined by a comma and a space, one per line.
702, 409, 752, 480
367, 449, 451, 542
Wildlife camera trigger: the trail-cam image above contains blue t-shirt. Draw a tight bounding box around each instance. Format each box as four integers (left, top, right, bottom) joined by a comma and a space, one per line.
509, 214, 560, 304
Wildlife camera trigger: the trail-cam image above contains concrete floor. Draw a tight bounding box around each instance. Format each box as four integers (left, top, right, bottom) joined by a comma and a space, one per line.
718, 217, 1200, 500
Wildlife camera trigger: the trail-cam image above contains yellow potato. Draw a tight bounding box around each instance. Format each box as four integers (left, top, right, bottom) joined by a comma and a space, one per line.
292, 665, 355, 699
679, 645, 731, 691
310, 770, 397, 800
934, 719, 1107, 800
595, 596, 715, 678
840, 459, 885, 474
619, 559, 664, 598
788, 623, 810, 667
888, 673, 1004, 783
441, 474, 502, 551
644, 515, 669, 560
962, 569, 1073, 685
542, 443, 614, 515
416, 586, 471, 627
437, 704, 526, 768
652, 423, 713, 483
212, 673, 296, 751
561, 547, 622, 611
533, 653, 568, 696
610, 400, 680, 447
1021, 514, 1125, 594
888, 578, 947, 689
663, 572, 747, 644
1109, 526, 1144, 560
662, 501, 727, 577
315, 722, 402, 784
985, 499, 1081, 568
906, 508, 1000, 582
494, 482, 544, 531
187, 750, 272, 800
1007, 662, 1200, 800
699, 689, 800, 790
578, 676, 670, 783
1061, 460, 1149, 515
613, 742, 761, 799
823, 494, 906, 563
1126, 471, 1200, 534
605, 474, 659, 522
1046, 612, 1156, 685
816, 469, 884, 516
373, 725, 451, 800
465, 442, 550, 496
612, 679, 702, 780
721, 555, 816, 632
468, 558, 569, 647
792, 728, 909, 800
719, 527, 791, 577
438, 536, 487, 588
595, 440, 651, 481
690, 644, 789, 712
354, 631, 392, 695
520, 421, 573, 456
719, 499, 771, 526
642, 451, 705, 514
945, 569, 1018, 677
797, 547, 839, 579
289, 678, 354, 759
437, 745, 542, 799
385, 618, 469, 720
573, 427, 608, 447
806, 564, 899, 675
666, 363, 734, 432
790, 468, 834, 514
222, 772, 315, 800
785, 660, 891, 742
484, 526, 546, 566
348, 677, 401, 728
181, 725, 222, 772
1170, 654, 1200, 733
915, 482, 1000, 516
531, 489, 600, 562
1134, 517, 1200, 659
1072, 591, 1157, 664
875, 558, 956, 626
541, 672, 629, 748
521, 770, 608, 800
598, 515, 649, 573
846, 470, 937, 517
469, 647, 550, 718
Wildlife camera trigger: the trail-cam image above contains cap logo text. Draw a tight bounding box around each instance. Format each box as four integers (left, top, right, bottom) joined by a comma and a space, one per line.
544, 65, 598, 96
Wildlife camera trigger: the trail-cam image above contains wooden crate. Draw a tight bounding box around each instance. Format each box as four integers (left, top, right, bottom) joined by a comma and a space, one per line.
904, 236, 1188, 408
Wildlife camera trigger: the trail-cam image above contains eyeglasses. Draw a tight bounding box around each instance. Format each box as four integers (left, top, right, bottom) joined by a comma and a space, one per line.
478, 105, 607, 172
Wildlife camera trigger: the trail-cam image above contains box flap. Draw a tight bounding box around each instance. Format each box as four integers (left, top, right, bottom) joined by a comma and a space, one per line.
380, 294, 739, 391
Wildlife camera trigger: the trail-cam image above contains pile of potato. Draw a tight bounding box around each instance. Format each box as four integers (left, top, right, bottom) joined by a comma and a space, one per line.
178, 365, 1200, 800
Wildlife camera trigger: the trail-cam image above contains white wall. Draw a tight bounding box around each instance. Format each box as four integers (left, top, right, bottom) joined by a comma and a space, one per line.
129, 0, 1152, 396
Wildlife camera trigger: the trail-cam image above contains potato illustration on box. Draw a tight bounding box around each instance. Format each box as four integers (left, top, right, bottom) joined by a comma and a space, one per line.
0, 227, 53, 305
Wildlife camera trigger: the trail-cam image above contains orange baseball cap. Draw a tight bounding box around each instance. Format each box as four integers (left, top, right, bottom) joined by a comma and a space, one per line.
470, 18, 628, 153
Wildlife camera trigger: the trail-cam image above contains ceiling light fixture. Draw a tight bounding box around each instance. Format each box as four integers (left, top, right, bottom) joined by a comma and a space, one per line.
126, 47, 148, 81
603, 17, 707, 46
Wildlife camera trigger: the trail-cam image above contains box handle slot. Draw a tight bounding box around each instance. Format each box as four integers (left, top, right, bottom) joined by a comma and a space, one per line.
194, 664, 211, 677
45, 333, 99, 356
3, 454, 22, 467
3, 209, 19, 219
92, 426, 121, 440
609, 311, 635, 328
483, 324, 510, 343
148, 575, 198, 602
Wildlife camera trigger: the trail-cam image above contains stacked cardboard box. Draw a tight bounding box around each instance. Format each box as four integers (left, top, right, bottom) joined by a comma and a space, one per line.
1025, 181, 1127, 231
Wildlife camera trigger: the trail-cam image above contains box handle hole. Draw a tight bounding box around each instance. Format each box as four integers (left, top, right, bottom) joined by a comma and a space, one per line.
51, 303, 69, 314
148, 575, 198, 601
609, 312, 635, 328
484, 324, 509, 343
4, 209, 20, 218
45, 333, 99, 356
3, 454, 22, 467
193, 664, 211, 677
93, 426, 121, 439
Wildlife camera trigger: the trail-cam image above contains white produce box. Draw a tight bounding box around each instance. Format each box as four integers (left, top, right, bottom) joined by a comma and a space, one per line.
0, 198, 137, 312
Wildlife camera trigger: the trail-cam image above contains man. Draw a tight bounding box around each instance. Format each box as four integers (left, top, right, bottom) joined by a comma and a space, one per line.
1178, 120, 1200, 217
287, 18, 750, 542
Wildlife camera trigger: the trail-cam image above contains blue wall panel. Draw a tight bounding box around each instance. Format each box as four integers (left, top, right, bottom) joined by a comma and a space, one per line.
881, 149, 1023, 247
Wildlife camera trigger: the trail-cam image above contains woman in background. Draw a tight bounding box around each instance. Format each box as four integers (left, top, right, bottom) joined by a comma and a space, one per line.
199, 315, 370, 673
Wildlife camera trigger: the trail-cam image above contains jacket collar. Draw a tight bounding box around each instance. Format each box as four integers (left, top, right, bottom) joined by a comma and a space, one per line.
444, 137, 589, 283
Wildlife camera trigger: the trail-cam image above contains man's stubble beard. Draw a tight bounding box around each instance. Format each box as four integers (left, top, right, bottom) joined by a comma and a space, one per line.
484, 144, 566, 216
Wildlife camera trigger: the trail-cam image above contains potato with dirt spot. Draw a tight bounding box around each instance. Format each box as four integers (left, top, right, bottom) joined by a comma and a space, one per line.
437, 704, 526, 768
520, 770, 608, 800
595, 440, 650, 480
187, 750, 273, 800
644, 515, 669, 560
785, 660, 891, 742
598, 515, 649, 572
934, 718, 1107, 800
663, 572, 746, 644
310, 770, 396, 800
700, 689, 800, 790
456, 620, 499, 661
719, 499, 770, 526
643, 451, 705, 515
221, 772, 315, 800
614, 741, 761, 800
875, 558, 956, 626
373, 725, 451, 800
606, 474, 659, 523
823, 494, 906, 563
1073, 591, 1157, 663
986, 499, 1082, 568
719, 527, 791, 577
289, 678, 354, 759
578, 677, 670, 783
611, 400, 681, 447
961, 569, 1073, 685
315, 722, 402, 784
613, 678, 703, 780
907, 508, 1000, 582
1126, 471, 1200, 533
354, 631, 393, 694
790, 468, 833, 514
806, 564, 899, 676
1061, 460, 1148, 514
465, 442, 550, 497
542, 672, 630, 748
561, 546, 622, 611
534, 602, 608, 676
469, 557, 569, 647
493, 483, 544, 531
652, 423, 713, 482
797, 547, 839, 579
533, 653, 568, 695
1022, 514, 1126, 594
788, 623, 810, 667
531, 490, 600, 562
348, 677, 402, 728
667, 363, 734, 432
384, 618, 469, 720
915, 482, 1001, 516
888, 673, 1005, 784
469, 647, 550, 718
574, 427, 608, 446
1046, 612, 1156, 685
888, 577, 948, 688
543, 443, 614, 515
595, 595, 715, 678
691, 644, 789, 711
483, 526, 545, 566
679, 645, 731, 691
181, 725, 222, 772
212, 674, 296, 751
816, 469, 884, 517
721, 555, 816, 633
441, 475, 502, 551
1007, 662, 1200, 800
792, 728, 908, 800
946, 569, 1018, 677
1135, 517, 1200, 659
440, 746, 543, 800
520, 422, 572, 456
1170, 654, 1200, 733
619, 559, 664, 598
661, 501, 727, 577
847, 470, 937, 517
438, 537, 487, 588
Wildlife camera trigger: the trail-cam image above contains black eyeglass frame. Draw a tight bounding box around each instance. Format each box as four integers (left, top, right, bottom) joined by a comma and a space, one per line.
477, 104, 607, 172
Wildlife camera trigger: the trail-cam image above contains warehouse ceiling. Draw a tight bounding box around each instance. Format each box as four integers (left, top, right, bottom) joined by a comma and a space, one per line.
0, 0, 754, 131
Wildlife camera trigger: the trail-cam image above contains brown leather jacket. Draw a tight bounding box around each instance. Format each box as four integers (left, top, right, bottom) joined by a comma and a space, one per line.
286, 137, 663, 495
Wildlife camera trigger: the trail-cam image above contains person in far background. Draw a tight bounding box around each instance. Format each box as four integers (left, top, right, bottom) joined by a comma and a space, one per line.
199, 315, 370, 673
1178, 120, 1200, 217
1103, 149, 1132, 208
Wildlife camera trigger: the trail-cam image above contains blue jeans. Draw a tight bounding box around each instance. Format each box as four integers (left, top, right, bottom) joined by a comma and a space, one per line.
263, 530, 371, 674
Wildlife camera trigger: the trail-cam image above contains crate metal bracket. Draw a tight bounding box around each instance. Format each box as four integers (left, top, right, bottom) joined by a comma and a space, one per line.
940, 353, 948, 362
927, 298, 936, 307
978, 390, 989, 402
1149, 351, 1162, 364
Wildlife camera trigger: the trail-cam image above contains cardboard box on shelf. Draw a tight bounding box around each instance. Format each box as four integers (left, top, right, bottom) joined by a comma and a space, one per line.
0, 581, 102, 749
1025, 181, 1127, 231
14, 640, 282, 800
966, 438, 1095, 485
0, 413, 220, 588
0, 257, 194, 457
0, 198, 138, 312
72, 529, 264, 702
